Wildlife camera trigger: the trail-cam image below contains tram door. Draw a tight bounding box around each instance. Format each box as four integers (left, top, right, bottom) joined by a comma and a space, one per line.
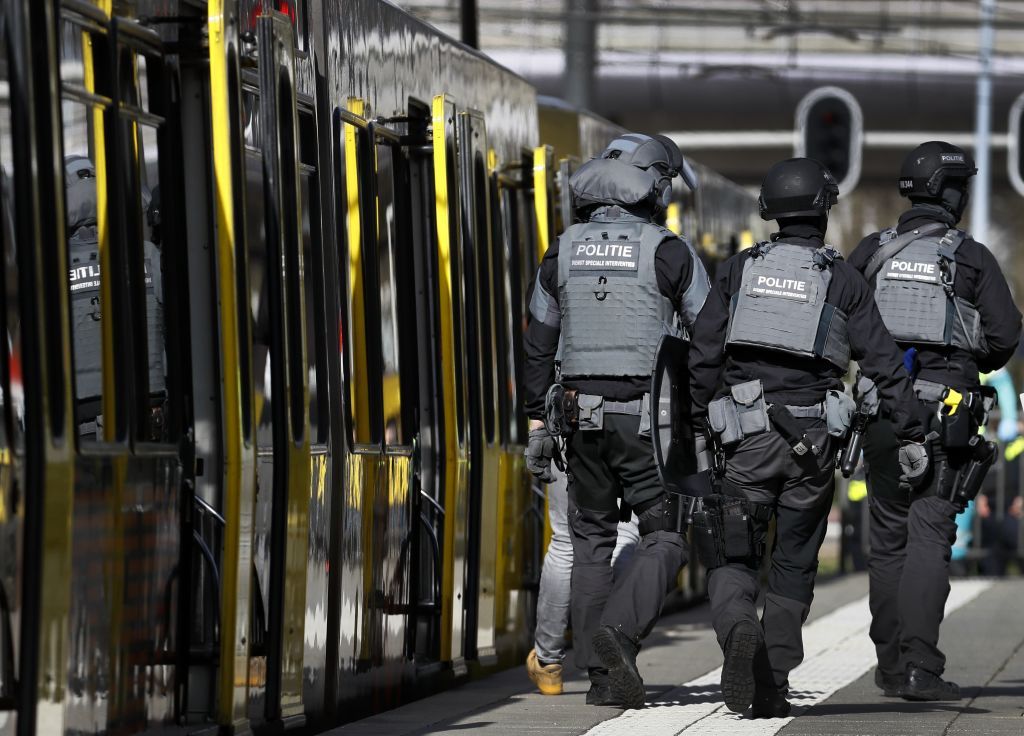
50, 4, 192, 732
0, 3, 26, 731
244, 11, 311, 729
456, 111, 499, 663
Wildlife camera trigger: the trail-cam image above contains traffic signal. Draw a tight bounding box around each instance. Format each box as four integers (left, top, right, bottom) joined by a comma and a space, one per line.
1009, 92, 1024, 197
795, 87, 863, 194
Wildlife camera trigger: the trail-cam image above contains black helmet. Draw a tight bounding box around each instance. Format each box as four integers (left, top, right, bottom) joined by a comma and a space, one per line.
898, 141, 976, 210
758, 157, 839, 221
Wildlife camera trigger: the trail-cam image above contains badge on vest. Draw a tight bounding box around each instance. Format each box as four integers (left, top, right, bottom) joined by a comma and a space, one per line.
884, 258, 939, 284
569, 240, 639, 274
747, 273, 809, 302
69, 263, 101, 292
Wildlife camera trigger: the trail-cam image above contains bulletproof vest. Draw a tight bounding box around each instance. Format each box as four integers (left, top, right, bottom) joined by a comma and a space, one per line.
557, 215, 679, 379
67, 227, 166, 404
872, 227, 984, 353
725, 241, 851, 369
68, 225, 103, 403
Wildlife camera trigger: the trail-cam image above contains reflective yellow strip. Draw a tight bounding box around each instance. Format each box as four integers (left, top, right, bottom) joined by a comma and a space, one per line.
665, 202, 682, 236
81, 25, 115, 438
532, 146, 549, 262
343, 99, 371, 444
432, 94, 459, 661
1005, 437, 1024, 462
847, 479, 868, 503
209, 1, 252, 726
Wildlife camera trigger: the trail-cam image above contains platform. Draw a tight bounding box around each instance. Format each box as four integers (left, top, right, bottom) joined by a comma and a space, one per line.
332, 574, 1024, 736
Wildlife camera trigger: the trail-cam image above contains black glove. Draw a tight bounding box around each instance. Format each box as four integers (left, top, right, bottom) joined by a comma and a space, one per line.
526, 427, 557, 483
898, 432, 937, 491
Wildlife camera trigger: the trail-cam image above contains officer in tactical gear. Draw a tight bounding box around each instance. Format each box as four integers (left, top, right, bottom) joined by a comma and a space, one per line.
523, 133, 709, 709
65, 155, 166, 439
848, 142, 1022, 701
688, 157, 928, 718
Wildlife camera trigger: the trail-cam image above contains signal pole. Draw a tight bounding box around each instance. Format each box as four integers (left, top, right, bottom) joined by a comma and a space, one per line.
971, 0, 996, 244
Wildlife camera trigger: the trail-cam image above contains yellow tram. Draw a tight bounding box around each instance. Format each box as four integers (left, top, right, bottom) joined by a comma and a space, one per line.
0, 1, 760, 733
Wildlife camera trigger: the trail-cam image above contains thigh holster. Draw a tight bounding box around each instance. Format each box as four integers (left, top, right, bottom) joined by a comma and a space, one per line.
691, 493, 773, 569
636, 492, 691, 536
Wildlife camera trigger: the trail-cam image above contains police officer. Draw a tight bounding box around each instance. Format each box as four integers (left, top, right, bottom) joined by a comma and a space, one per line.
65, 155, 166, 439
848, 142, 1022, 701
523, 133, 709, 708
688, 157, 929, 718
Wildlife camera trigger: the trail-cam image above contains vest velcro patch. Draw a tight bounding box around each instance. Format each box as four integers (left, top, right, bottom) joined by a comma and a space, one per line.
748, 273, 810, 302
884, 258, 939, 283
569, 240, 639, 273
69, 263, 101, 292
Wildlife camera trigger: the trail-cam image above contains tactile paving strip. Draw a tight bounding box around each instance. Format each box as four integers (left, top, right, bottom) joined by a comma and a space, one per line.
583, 580, 992, 736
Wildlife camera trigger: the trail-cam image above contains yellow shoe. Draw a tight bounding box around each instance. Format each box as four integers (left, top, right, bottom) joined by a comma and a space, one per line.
526, 648, 563, 695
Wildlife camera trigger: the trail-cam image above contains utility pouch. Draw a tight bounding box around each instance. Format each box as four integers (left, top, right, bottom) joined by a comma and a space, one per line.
825, 389, 856, 438
577, 394, 605, 431
691, 505, 725, 568
731, 380, 770, 437
722, 510, 751, 559
708, 395, 742, 445
637, 393, 652, 438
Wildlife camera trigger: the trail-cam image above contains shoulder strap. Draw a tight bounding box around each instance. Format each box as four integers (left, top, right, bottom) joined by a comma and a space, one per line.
936, 228, 966, 262
863, 222, 947, 281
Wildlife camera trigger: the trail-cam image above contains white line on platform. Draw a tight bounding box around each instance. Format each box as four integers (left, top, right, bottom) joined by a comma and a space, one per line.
583, 579, 993, 736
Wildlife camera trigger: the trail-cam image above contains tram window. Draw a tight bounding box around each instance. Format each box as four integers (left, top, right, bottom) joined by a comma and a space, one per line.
59, 14, 109, 443
299, 111, 327, 445
375, 143, 404, 445
489, 178, 510, 446
0, 27, 24, 450
119, 46, 169, 442
471, 151, 496, 443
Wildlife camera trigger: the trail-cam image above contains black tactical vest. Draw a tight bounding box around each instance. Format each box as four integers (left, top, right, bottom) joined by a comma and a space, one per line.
872, 227, 984, 353
725, 241, 851, 369
67, 226, 166, 404
556, 214, 683, 379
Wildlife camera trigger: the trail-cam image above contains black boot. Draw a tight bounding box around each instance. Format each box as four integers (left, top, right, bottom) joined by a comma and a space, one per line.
874, 667, 902, 697
750, 690, 791, 719
901, 664, 961, 701
592, 626, 645, 709
586, 668, 620, 706
721, 621, 762, 713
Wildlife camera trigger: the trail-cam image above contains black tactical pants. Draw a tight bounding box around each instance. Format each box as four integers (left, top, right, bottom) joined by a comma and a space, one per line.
706, 418, 835, 695
864, 417, 962, 677
566, 413, 689, 671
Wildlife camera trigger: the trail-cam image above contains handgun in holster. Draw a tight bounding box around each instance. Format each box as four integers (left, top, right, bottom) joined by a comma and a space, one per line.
939, 385, 996, 450
948, 434, 997, 508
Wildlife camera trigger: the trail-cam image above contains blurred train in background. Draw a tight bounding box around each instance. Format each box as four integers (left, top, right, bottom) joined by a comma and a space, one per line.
0, 1, 760, 733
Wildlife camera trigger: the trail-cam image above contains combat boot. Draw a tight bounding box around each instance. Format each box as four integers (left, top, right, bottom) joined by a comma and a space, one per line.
585, 668, 621, 706
525, 649, 563, 695
750, 690, 791, 719
721, 620, 763, 713
592, 626, 645, 709
874, 667, 902, 697
901, 664, 961, 701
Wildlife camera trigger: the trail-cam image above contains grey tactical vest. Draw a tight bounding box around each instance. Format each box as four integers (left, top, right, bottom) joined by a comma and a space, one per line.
872, 227, 984, 353
557, 218, 680, 378
725, 241, 851, 369
67, 226, 166, 404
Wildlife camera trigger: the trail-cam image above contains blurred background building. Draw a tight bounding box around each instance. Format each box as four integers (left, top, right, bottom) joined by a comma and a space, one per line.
399, 1, 1024, 290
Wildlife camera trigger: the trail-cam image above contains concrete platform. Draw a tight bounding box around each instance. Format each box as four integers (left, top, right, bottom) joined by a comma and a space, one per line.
330, 574, 1024, 736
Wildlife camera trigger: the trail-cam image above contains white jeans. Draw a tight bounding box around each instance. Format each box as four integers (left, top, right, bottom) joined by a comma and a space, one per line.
534, 464, 639, 664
